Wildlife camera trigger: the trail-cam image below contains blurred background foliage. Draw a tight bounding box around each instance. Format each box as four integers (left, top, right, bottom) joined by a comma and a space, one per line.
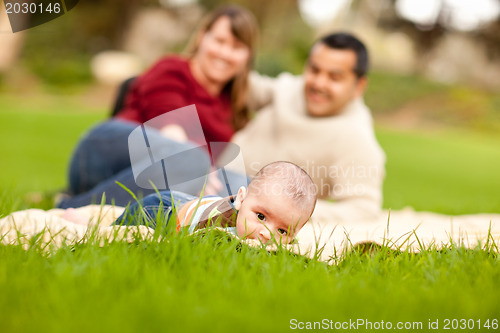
18, 0, 144, 86
1, 0, 499, 131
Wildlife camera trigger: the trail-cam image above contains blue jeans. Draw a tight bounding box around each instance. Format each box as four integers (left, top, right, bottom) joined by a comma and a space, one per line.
114, 190, 196, 230
60, 119, 211, 208
59, 119, 249, 208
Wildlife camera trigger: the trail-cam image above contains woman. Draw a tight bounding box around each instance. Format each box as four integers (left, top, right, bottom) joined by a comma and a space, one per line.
59, 5, 258, 208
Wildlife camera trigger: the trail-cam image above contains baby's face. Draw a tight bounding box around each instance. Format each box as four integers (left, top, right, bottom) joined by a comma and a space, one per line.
234, 187, 310, 244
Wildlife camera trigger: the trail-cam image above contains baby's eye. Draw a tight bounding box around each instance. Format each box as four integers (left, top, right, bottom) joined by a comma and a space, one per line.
256, 213, 265, 221
277, 228, 288, 236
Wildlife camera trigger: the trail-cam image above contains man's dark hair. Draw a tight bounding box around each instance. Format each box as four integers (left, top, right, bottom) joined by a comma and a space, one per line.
314, 32, 369, 78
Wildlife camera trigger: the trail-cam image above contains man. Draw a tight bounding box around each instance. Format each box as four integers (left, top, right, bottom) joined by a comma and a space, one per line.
221, 32, 386, 222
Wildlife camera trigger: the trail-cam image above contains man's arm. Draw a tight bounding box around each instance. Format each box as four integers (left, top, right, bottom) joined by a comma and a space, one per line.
247, 71, 277, 111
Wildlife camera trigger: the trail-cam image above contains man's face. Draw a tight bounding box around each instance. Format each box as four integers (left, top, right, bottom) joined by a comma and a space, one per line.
304, 43, 367, 117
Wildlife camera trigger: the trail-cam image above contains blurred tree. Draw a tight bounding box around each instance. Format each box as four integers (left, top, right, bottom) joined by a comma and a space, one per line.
474, 18, 500, 60
351, 0, 500, 76
73, 0, 145, 51
20, 0, 152, 85
354, 0, 446, 71
8, 0, 500, 87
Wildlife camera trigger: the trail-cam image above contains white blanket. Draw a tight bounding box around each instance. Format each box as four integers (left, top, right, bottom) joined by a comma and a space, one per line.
0, 205, 152, 250
294, 208, 500, 263
1, 205, 499, 263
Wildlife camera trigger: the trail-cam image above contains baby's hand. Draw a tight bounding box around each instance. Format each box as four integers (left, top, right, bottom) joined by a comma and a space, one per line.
160, 124, 188, 142
202, 171, 223, 196
61, 208, 92, 225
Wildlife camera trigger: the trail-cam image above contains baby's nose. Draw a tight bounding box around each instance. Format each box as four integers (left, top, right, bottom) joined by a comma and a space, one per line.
258, 227, 271, 243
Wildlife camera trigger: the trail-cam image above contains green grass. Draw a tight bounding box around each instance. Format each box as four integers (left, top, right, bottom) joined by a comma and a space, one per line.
1, 90, 500, 332
366, 71, 449, 113
0, 110, 103, 192
366, 71, 500, 132
378, 127, 500, 214
1, 232, 499, 332
0, 95, 104, 209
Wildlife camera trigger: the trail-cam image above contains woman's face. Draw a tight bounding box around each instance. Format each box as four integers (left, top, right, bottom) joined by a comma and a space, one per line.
193, 16, 251, 88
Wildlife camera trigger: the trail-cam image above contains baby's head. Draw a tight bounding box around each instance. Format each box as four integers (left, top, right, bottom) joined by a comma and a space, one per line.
233, 161, 317, 244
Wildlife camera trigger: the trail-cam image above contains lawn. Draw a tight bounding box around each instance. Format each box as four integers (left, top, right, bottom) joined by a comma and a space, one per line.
1, 92, 499, 332
378, 127, 500, 214
1, 100, 499, 215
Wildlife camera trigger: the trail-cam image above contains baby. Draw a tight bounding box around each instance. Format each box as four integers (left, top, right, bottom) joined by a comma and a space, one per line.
65, 161, 317, 244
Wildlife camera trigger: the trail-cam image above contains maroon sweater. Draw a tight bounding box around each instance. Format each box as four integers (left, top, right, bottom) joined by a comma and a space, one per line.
116, 56, 234, 158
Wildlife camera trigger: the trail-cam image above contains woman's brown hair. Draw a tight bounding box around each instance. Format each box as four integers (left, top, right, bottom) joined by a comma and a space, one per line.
184, 5, 258, 131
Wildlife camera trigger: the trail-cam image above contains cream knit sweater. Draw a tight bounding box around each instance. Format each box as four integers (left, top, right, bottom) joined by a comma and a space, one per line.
220, 72, 386, 223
